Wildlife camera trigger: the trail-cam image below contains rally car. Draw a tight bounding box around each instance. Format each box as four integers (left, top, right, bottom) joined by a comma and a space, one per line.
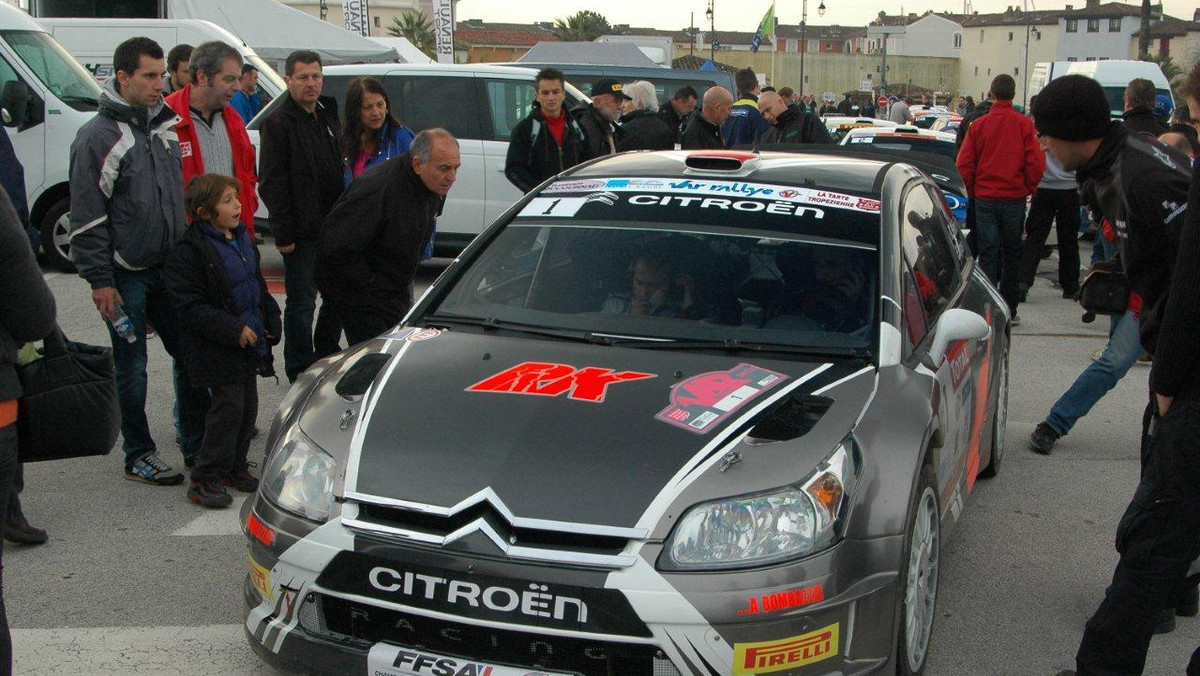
840, 126, 959, 161
820, 116, 898, 144
242, 149, 1010, 676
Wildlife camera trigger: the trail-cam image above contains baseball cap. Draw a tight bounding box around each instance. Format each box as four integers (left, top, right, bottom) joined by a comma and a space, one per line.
592, 78, 632, 100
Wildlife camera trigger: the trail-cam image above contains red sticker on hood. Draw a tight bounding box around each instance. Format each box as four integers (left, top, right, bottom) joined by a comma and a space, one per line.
467, 361, 655, 403
656, 363, 788, 434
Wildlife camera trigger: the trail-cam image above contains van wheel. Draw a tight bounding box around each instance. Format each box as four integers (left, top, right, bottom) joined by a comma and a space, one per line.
40, 197, 75, 272
897, 465, 939, 675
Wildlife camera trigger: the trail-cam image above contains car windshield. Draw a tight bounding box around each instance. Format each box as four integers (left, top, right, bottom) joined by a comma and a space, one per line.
846, 135, 957, 159
425, 177, 881, 353
2, 30, 101, 111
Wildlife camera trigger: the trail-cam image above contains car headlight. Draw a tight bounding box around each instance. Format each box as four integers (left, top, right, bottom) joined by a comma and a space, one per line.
663, 440, 856, 570
261, 427, 338, 522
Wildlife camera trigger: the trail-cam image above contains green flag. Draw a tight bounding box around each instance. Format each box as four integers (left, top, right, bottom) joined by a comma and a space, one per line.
761, 1, 776, 38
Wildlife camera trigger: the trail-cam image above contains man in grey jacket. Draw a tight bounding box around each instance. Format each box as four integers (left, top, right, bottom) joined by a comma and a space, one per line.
69, 37, 202, 486
0, 187, 57, 672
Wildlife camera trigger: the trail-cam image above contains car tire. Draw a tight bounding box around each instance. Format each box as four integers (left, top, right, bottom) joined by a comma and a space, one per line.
897, 464, 939, 676
979, 344, 1008, 479
40, 197, 76, 273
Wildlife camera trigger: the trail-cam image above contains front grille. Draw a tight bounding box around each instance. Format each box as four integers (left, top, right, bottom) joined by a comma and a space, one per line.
356, 502, 633, 557
305, 593, 674, 676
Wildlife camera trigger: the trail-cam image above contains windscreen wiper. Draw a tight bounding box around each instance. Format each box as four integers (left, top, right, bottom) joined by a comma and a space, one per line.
611, 338, 870, 359
422, 315, 596, 343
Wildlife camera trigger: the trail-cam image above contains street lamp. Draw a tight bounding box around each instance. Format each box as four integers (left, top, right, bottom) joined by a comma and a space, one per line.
706, 1, 715, 63
800, 1, 827, 102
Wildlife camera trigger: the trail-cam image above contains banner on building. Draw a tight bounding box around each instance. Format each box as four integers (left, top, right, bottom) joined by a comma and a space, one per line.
433, 0, 454, 64
343, 0, 371, 37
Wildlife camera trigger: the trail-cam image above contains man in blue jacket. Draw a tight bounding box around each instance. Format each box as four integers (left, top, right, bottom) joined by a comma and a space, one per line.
722, 68, 771, 148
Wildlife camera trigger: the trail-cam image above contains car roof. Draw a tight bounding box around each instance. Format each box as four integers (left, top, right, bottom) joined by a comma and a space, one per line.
843, 126, 956, 141
323, 63, 540, 77
563, 150, 890, 195
822, 116, 898, 127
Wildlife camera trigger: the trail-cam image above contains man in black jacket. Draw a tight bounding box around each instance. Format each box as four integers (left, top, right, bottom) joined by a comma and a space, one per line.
317, 130, 460, 345
1036, 74, 1193, 676
657, 85, 697, 145
758, 91, 833, 145
1122, 78, 1170, 138
618, 80, 674, 151
576, 78, 628, 158
681, 86, 732, 150
259, 50, 344, 382
504, 68, 589, 193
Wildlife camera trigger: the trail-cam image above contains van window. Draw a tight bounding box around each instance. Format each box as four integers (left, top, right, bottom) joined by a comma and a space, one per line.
482, 78, 535, 142
389, 75, 480, 140
2, 30, 101, 111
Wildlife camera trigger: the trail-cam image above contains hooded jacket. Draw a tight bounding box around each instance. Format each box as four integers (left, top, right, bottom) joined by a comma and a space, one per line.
1075, 122, 1191, 353
759, 104, 834, 145
956, 99, 1045, 201
68, 78, 187, 289
504, 104, 589, 193
165, 222, 280, 387
164, 86, 259, 231
618, 109, 675, 152
316, 151, 444, 323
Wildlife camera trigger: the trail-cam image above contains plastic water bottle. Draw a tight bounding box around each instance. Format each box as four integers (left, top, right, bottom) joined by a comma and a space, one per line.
110, 305, 137, 343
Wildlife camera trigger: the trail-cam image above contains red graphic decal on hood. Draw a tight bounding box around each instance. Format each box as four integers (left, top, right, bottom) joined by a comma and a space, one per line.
467, 361, 655, 403
656, 363, 789, 434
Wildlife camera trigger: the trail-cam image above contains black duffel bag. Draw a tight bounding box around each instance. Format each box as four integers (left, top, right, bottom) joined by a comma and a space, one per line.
1078, 259, 1130, 323
16, 327, 119, 463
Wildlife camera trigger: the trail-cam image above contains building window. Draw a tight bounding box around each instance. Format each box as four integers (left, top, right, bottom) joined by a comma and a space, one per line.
1108, 17, 1121, 31
1085, 56, 1095, 61
974, 66, 979, 76
980, 30, 985, 42
1067, 56, 1078, 61
1087, 18, 1099, 32
1099, 56, 1110, 60
987, 67, 992, 75
373, 16, 380, 27
953, 33, 961, 47
1008, 31, 1014, 41
1066, 18, 1078, 32
1014, 67, 1019, 76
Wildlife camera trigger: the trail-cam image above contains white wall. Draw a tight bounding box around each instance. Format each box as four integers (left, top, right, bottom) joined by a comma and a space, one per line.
1056, 15, 1137, 61
902, 15, 963, 58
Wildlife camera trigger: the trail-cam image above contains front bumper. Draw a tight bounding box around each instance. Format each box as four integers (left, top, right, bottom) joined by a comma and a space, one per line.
242, 495, 904, 676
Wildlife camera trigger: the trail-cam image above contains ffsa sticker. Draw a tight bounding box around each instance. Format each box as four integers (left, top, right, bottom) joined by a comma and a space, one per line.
368, 643, 568, 676
467, 361, 655, 403
656, 363, 788, 434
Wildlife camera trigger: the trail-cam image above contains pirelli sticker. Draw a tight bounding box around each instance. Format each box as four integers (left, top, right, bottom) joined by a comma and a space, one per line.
732, 622, 839, 674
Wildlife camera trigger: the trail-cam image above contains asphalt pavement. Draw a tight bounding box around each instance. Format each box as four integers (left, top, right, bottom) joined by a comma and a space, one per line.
8, 240, 1196, 675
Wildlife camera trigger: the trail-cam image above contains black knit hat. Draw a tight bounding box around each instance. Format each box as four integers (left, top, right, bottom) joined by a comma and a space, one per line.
1032, 75, 1111, 141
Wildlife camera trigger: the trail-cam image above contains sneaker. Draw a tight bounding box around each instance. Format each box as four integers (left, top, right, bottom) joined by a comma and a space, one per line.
125, 453, 185, 486
1029, 422, 1061, 455
3, 516, 48, 545
223, 466, 260, 493
187, 480, 233, 509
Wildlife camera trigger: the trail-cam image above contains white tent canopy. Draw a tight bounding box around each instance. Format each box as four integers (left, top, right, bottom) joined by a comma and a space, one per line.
517, 42, 660, 68
367, 37, 433, 64
167, 0, 396, 66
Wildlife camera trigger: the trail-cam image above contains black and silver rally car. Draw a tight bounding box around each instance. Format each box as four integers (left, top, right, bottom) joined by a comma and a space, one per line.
242, 150, 1010, 676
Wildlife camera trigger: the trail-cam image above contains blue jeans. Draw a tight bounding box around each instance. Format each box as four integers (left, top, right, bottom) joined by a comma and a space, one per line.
282, 240, 342, 382
1045, 309, 1142, 436
974, 198, 1026, 312
109, 268, 209, 467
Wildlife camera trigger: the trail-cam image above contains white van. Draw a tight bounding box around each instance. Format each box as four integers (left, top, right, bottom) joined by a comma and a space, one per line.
245, 63, 590, 255
1028, 61, 1073, 100
1066, 59, 1174, 118
0, 2, 101, 271
36, 18, 286, 105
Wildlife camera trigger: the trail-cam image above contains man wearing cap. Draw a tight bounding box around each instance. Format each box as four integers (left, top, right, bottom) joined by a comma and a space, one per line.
1037, 74, 1193, 676
575, 78, 627, 158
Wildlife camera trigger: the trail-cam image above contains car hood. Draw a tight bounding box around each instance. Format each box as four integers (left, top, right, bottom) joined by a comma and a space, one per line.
305, 328, 870, 530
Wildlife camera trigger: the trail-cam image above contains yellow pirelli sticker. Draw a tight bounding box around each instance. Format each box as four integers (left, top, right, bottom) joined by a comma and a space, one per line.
731, 622, 839, 674
248, 555, 273, 601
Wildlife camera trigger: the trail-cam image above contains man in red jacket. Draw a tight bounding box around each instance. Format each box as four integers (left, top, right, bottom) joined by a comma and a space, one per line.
164, 41, 259, 240
956, 74, 1045, 323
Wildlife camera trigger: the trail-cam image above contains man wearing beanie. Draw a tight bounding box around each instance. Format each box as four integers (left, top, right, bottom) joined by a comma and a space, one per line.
956, 74, 1045, 322
1038, 73, 1194, 676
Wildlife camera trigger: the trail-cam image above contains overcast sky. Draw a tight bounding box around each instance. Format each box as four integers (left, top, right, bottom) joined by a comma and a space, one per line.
455, 0, 1197, 33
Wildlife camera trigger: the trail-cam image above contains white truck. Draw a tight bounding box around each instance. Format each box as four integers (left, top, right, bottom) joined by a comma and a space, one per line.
1066, 59, 1175, 118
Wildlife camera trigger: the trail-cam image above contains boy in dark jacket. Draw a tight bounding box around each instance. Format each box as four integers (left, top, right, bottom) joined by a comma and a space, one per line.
166, 175, 281, 509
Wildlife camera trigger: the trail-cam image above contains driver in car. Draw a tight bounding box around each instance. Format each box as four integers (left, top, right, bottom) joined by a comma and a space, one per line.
766, 245, 871, 332
601, 253, 711, 319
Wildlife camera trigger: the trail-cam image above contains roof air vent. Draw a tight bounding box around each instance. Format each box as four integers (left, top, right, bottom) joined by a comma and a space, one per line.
684, 150, 759, 172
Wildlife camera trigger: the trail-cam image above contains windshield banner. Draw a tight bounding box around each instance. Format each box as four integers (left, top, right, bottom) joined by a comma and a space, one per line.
540, 178, 882, 214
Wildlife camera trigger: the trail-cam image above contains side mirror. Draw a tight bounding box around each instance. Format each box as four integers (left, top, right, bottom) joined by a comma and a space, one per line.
0, 108, 10, 126
1, 81, 30, 129
927, 308, 990, 364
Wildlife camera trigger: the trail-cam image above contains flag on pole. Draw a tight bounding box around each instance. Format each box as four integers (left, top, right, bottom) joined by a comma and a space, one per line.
751, 2, 776, 53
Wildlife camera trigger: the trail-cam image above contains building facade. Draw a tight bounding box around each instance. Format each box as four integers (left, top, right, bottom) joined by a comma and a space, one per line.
958, 8, 1061, 105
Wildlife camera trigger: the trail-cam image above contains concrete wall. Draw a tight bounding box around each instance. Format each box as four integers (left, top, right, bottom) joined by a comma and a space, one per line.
958, 23, 1058, 105
673, 46, 959, 98
899, 15, 963, 59
1057, 16, 1137, 61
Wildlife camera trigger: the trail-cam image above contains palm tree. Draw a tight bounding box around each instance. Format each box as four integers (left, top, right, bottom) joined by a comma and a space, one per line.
551, 11, 611, 42
388, 10, 435, 59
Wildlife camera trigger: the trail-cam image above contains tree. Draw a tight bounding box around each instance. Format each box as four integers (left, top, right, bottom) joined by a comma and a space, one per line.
551, 11, 611, 42
389, 10, 435, 58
